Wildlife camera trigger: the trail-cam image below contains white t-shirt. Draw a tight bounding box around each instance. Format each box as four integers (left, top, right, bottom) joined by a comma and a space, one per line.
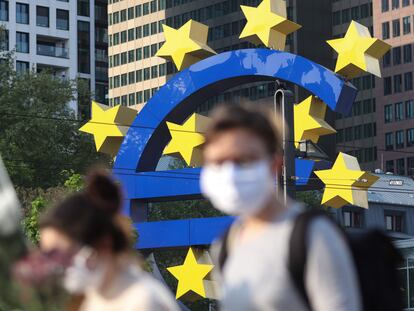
80, 263, 179, 311
216, 206, 362, 311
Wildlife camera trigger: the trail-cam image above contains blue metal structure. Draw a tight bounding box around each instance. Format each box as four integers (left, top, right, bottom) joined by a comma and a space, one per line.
113, 48, 358, 249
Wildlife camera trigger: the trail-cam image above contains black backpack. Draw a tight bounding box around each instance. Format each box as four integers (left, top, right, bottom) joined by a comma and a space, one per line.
218, 209, 404, 311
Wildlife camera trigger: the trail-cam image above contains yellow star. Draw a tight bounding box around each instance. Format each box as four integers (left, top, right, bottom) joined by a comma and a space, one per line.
315, 153, 379, 209
239, 0, 301, 50
163, 113, 210, 167
156, 20, 216, 71
327, 20, 391, 79
167, 248, 214, 299
79, 101, 137, 156
294, 96, 336, 148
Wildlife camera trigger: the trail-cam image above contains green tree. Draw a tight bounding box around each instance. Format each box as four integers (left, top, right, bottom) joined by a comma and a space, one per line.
0, 53, 109, 188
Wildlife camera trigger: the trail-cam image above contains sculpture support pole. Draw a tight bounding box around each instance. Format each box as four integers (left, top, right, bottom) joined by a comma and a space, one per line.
274, 87, 296, 203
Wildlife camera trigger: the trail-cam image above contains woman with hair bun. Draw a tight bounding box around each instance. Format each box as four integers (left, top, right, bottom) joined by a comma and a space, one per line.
39, 171, 179, 311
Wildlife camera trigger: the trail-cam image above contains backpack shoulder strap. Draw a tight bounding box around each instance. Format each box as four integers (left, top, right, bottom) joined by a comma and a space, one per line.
288, 209, 327, 310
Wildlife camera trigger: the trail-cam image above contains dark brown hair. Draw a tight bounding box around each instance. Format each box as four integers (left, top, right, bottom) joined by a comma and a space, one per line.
204, 104, 283, 155
40, 171, 131, 254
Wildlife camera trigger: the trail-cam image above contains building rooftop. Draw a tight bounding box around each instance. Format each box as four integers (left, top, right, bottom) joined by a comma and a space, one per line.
368, 174, 414, 207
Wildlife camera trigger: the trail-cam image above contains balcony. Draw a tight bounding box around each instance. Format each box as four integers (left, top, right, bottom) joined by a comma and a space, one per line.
36, 36, 69, 59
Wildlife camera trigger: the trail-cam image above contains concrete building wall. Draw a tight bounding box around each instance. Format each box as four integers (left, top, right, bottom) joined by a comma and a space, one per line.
0, 0, 108, 115
372, 0, 414, 176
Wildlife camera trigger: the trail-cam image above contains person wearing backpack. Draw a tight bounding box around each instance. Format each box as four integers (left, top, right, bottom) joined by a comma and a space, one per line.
200, 104, 362, 311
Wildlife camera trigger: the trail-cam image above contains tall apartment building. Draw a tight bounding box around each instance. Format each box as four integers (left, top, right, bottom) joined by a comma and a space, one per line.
0, 0, 108, 117
373, 0, 414, 176
330, 0, 378, 171
107, 0, 332, 112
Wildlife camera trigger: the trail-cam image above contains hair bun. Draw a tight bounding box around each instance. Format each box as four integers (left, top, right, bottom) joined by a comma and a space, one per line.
85, 170, 121, 215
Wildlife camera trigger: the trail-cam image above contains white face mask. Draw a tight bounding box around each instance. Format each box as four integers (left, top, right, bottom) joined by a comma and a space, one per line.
200, 160, 275, 216
63, 247, 106, 294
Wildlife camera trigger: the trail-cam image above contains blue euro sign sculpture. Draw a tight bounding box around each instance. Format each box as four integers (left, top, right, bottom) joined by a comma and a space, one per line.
113, 48, 358, 249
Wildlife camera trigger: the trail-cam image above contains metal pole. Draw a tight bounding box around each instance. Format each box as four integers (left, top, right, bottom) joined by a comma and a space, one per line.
274, 85, 295, 204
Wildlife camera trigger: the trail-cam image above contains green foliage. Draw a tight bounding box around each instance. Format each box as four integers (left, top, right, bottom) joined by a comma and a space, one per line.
0, 53, 109, 189
23, 197, 46, 244
296, 190, 323, 209
63, 171, 84, 192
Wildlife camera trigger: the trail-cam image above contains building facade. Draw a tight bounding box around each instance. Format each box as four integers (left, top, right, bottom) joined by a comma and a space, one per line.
372, 0, 414, 176
107, 0, 332, 112
0, 0, 108, 116
330, 0, 378, 171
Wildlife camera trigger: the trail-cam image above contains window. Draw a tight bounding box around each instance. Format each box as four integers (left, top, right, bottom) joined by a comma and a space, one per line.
121, 31, 127, 43
351, 6, 359, 20
384, 77, 392, 95
405, 72, 413, 91
150, 0, 157, 13
128, 72, 135, 84
392, 0, 400, 9
16, 3, 29, 24
397, 158, 405, 175
0, 28, 8, 51
151, 66, 158, 79
364, 123, 374, 138
136, 70, 142, 82
129, 93, 135, 106
385, 104, 393, 123
136, 26, 142, 39
56, 9, 69, 30
159, 63, 166, 76
137, 91, 143, 104
113, 12, 119, 24
403, 0, 410, 6
128, 29, 135, 41
333, 11, 340, 26
151, 22, 157, 35
393, 46, 402, 65
120, 52, 127, 65
393, 19, 401, 37
342, 9, 350, 24
382, 22, 390, 39
136, 48, 142, 60
386, 160, 394, 173
345, 127, 353, 142
121, 74, 127, 86
135, 5, 141, 17
403, 16, 411, 34
143, 46, 150, 58
360, 4, 369, 18
407, 128, 414, 147
396, 102, 404, 121
408, 157, 414, 175
143, 24, 150, 37
363, 99, 373, 114
385, 213, 404, 232
120, 9, 126, 22
394, 74, 402, 93
128, 50, 134, 63
36, 6, 49, 27
336, 129, 344, 143
396, 130, 405, 149
16, 32, 29, 53
113, 33, 119, 45
383, 51, 391, 67
354, 125, 362, 140
404, 44, 412, 63
382, 0, 390, 12
78, 0, 89, 17
386, 132, 394, 150
121, 95, 127, 106
144, 89, 151, 102
151, 43, 158, 56
143, 3, 149, 15
77, 21, 90, 74
362, 75, 372, 90
406, 100, 414, 119
144, 68, 150, 80
128, 7, 134, 20
16, 60, 29, 74
0, 0, 8, 21
343, 210, 362, 228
